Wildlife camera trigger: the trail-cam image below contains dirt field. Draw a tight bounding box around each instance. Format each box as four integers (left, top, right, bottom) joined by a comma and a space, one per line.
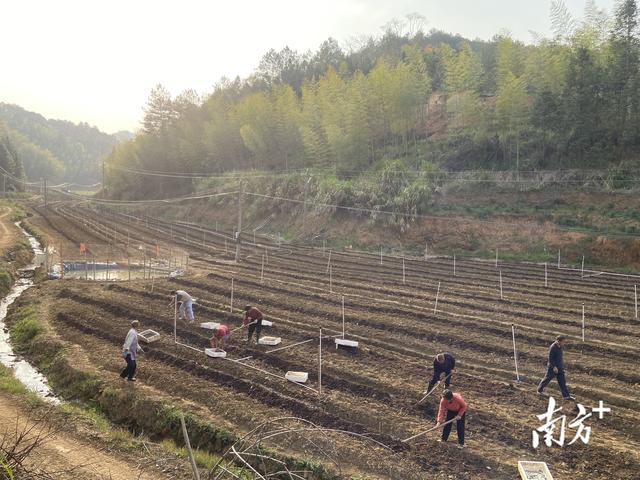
22, 200, 640, 479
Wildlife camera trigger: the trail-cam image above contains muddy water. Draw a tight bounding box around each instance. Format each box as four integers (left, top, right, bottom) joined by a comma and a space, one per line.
0, 222, 58, 403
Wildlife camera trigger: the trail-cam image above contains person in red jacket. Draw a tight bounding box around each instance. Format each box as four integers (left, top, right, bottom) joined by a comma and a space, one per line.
210, 324, 230, 351
436, 389, 467, 448
243, 305, 264, 345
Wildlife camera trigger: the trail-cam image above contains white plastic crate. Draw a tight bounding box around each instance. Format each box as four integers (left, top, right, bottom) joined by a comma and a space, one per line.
517, 461, 554, 480
285, 371, 308, 383
199, 322, 220, 330
138, 330, 160, 344
258, 336, 282, 346
205, 348, 227, 358
335, 338, 359, 349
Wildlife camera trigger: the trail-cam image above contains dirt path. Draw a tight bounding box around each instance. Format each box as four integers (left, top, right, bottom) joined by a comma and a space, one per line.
0, 392, 170, 480
0, 205, 16, 252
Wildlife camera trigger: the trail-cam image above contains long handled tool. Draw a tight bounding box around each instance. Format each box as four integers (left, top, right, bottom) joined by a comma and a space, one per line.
402, 417, 457, 443
417, 371, 453, 404
230, 320, 257, 334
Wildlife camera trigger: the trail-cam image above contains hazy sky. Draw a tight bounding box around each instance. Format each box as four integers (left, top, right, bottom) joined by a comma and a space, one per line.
0, 0, 616, 134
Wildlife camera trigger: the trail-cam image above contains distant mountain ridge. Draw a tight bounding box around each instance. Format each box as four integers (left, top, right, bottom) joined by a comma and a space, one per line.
0, 103, 134, 184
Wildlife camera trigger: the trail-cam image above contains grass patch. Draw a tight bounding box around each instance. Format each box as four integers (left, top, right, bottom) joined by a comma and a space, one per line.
0, 364, 29, 396
9, 306, 42, 348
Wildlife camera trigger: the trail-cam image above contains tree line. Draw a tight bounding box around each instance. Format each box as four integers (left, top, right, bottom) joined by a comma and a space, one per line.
107, 1, 640, 199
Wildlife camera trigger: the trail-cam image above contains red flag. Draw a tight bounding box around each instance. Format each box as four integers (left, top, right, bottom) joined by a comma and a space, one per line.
79, 243, 87, 253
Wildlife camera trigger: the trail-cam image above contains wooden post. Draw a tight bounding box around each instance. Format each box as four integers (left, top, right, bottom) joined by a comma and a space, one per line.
235, 183, 244, 261
260, 254, 265, 283
453, 254, 456, 276
329, 265, 333, 293
434, 281, 441, 314
635, 285, 638, 319
179, 415, 201, 480
402, 258, 406, 285
341, 295, 345, 339
230, 278, 234, 313
318, 327, 322, 397
557, 249, 561, 269
424, 242, 428, 260
174, 295, 177, 343
545, 262, 548, 287
582, 303, 585, 342
499, 270, 503, 300
581, 255, 585, 278
511, 324, 520, 382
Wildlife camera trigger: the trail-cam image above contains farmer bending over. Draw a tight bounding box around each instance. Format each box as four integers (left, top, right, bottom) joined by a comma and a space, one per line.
169, 289, 195, 323
436, 389, 467, 448
210, 324, 231, 351
427, 352, 455, 393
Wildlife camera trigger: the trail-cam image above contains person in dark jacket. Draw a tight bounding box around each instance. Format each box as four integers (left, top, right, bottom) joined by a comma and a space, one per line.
427, 352, 456, 393
243, 305, 264, 345
537, 335, 575, 400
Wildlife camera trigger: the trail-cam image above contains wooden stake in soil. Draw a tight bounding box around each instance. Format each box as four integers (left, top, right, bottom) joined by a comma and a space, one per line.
558, 249, 561, 269
230, 278, 234, 313
341, 295, 345, 338
174, 295, 178, 343
545, 262, 548, 287
453, 254, 456, 276
581, 255, 585, 278
260, 254, 265, 284
402, 258, 406, 285
499, 270, 504, 300
635, 285, 638, 319
582, 302, 585, 342
434, 281, 441, 314
424, 242, 428, 261
329, 265, 333, 293
318, 327, 322, 397
512, 324, 521, 383
179, 415, 201, 480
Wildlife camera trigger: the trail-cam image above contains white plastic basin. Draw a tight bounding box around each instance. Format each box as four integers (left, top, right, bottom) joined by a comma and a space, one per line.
138, 330, 160, 343
199, 322, 220, 330
205, 348, 227, 358
335, 338, 359, 348
261, 320, 273, 327
285, 371, 308, 383
258, 336, 282, 346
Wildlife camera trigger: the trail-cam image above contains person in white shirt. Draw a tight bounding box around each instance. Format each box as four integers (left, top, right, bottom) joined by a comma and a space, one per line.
169, 290, 195, 322
120, 320, 143, 381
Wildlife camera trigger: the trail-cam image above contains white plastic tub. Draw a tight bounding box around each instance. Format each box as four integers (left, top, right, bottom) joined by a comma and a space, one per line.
258, 336, 282, 346
205, 348, 227, 358
261, 320, 273, 327
285, 371, 308, 383
199, 322, 220, 330
138, 330, 160, 344
335, 338, 359, 349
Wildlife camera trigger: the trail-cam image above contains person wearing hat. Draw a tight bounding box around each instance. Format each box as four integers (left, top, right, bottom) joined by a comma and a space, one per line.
243, 305, 264, 345
120, 320, 143, 381
427, 352, 456, 393
210, 324, 231, 351
169, 290, 195, 322
436, 389, 467, 448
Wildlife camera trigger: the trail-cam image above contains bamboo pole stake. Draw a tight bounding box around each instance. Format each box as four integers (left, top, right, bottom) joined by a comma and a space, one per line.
434, 281, 441, 314
341, 295, 345, 339
499, 270, 503, 300
180, 415, 201, 480
326, 250, 332, 273
495, 248, 498, 268
318, 327, 322, 397
380, 246, 383, 265
230, 278, 234, 313
545, 262, 548, 287
582, 302, 585, 342
174, 295, 178, 343
635, 285, 638, 319
402, 258, 406, 285
265, 247, 268, 265
512, 324, 521, 383
424, 242, 428, 260
453, 254, 456, 276
329, 265, 333, 293
128, 257, 130, 282
260, 254, 265, 284
558, 249, 561, 269
581, 255, 585, 278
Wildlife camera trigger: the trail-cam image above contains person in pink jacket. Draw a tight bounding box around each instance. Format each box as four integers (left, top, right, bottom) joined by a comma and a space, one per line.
436, 389, 467, 448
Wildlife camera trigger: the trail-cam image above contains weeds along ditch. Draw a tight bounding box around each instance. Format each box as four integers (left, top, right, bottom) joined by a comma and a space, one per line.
25, 201, 640, 479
